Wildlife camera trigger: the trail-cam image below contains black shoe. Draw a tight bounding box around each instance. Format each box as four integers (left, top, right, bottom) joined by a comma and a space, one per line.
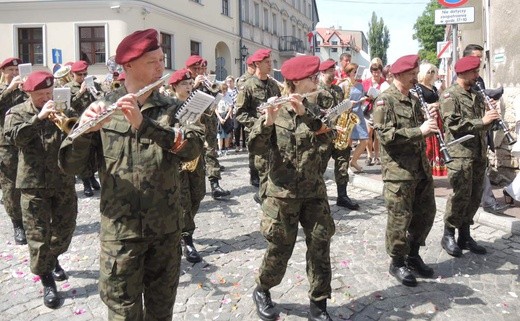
182, 235, 202, 263
250, 176, 260, 187
406, 255, 434, 278
483, 203, 509, 214
441, 227, 462, 257
210, 179, 231, 199
40, 274, 60, 309
457, 224, 487, 254
309, 299, 332, 321
52, 260, 68, 281
337, 195, 360, 210
220, 165, 225, 171
90, 176, 101, 190
253, 193, 262, 204
252, 286, 278, 321
82, 179, 93, 197
389, 258, 417, 287
13, 221, 27, 245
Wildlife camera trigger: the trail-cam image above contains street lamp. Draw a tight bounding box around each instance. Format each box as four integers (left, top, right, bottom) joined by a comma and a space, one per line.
235, 45, 249, 63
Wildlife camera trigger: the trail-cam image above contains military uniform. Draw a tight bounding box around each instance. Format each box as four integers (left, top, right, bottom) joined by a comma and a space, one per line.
441, 83, 490, 229
235, 76, 281, 197
4, 99, 78, 276
59, 88, 204, 320
0, 85, 26, 242
249, 99, 335, 301
235, 71, 254, 88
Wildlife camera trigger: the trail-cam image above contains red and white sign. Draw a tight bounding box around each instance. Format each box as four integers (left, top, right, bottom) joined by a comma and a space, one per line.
438, 0, 469, 7
437, 41, 452, 59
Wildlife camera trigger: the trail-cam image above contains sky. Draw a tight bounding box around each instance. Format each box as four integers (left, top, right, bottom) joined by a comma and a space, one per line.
315, 0, 432, 63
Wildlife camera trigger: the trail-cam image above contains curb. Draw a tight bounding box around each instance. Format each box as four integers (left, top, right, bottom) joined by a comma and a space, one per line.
348, 172, 520, 236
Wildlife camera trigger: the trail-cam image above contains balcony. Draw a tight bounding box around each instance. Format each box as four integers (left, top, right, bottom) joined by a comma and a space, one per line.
279, 36, 306, 57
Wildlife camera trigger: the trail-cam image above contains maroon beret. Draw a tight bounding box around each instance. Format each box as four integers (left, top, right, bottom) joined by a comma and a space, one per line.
185, 55, 203, 68
70, 60, 88, 73
249, 49, 271, 64
319, 60, 336, 72
281, 56, 320, 81
22, 71, 54, 92
455, 56, 481, 73
390, 54, 419, 74
117, 72, 126, 81
169, 69, 192, 85
0, 58, 22, 69
115, 29, 160, 65
246, 55, 254, 66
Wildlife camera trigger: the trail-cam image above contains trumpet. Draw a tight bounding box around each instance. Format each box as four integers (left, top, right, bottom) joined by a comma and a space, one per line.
68, 74, 170, 140
53, 65, 72, 88
475, 82, 516, 145
256, 89, 326, 111
49, 101, 78, 134
84, 75, 103, 99
202, 74, 220, 94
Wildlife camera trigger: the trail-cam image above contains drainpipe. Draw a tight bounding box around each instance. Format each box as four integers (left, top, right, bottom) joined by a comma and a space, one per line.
238, 0, 244, 75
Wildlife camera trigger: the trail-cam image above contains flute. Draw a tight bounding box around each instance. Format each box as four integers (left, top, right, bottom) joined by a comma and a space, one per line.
68, 74, 170, 140
256, 89, 326, 111
475, 82, 516, 145
414, 84, 453, 163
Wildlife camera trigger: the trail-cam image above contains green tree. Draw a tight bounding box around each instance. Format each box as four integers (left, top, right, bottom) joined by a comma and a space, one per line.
368, 12, 390, 65
413, 0, 445, 65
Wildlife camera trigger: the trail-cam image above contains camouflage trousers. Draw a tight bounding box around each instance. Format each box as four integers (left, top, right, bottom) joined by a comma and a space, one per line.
180, 159, 206, 236
21, 187, 78, 275
445, 157, 487, 228
256, 197, 335, 301
204, 114, 222, 181
383, 179, 436, 258
254, 152, 270, 199
99, 232, 182, 321
319, 144, 351, 185
0, 145, 22, 222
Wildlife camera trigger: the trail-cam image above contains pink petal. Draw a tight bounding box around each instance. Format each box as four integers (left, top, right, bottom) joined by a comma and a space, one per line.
32, 275, 41, 282
73, 308, 86, 315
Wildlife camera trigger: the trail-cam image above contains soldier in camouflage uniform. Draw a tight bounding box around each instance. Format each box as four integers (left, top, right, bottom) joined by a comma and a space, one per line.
168, 69, 206, 264
440, 56, 500, 257
186, 55, 230, 199
65, 60, 101, 196
316, 59, 360, 210
249, 56, 335, 321
235, 49, 281, 203
0, 57, 27, 245
4, 71, 78, 309
373, 55, 438, 287
58, 29, 205, 320
236, 57, 255, 87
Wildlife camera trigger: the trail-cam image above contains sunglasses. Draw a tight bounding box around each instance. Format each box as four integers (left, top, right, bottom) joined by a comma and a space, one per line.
76, 72, 88, 76
427, 70, 436, 75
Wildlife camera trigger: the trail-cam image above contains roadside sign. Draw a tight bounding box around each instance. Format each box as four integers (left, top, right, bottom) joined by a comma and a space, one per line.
437, 41, 452, 59
435, 7, 474, 25
438, 0, 469, 8
52, 48, 62, 64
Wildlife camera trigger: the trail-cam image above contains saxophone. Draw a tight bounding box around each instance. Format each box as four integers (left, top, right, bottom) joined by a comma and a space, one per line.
333, 80, 359, 150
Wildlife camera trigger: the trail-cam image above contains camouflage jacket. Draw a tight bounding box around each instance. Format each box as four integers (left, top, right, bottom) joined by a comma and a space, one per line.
316, 82, 343, 111
58, 88, 205, 241
440, 83, 490, 159
4, 100, 74, 189
235, 76, 281, 129
236, 71, 254, 88
373, 84, 431, 181
248, 99, 329, 198
65, 80, 102, 115
0, 85, 28, 145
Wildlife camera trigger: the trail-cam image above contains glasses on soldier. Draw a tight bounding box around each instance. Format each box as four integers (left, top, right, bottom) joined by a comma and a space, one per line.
308, 74, 319, 82
76, 72, 88, 76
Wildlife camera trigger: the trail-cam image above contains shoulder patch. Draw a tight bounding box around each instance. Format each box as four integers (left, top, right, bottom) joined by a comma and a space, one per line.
443, 92, 450, 99
376, 100, 385, 106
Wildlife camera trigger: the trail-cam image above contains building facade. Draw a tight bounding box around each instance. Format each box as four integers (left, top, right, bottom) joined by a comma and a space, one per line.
314, 27, 370, 68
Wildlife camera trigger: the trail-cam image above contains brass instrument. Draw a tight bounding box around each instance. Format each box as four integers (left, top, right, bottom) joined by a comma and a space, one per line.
53, 65, 72, 87
256, 89, 326, 111
202, 74, 220, 94
111, 80, 121, 91
181, 155, 200, 172
51, 88, 77, 134
333, 110, 359, 150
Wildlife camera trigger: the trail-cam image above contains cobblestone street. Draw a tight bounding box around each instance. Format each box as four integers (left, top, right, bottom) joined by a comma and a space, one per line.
0, 152, 519, 321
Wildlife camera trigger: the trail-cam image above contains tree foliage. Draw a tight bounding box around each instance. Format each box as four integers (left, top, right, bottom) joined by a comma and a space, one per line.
368, 12, 390, 65
413, 0, 446, 66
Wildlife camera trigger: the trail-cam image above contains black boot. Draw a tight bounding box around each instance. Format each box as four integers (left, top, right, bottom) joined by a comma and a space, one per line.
12, 220, 27, 245
309, 299, 332, 321
82, 179, 93, 197
210, 179, 231, 199
52, 260, 68, 281
250, 170, 260, 187
441, 226, 462, 257
252, 285, 278, 321
336, 184, 359, 210
389, 257, 417, 287
90, 175, 101, 190
253, 192, 262, 204
406, 242, 434, 278
457, 224, 487, 254
40, 273, 60, 309
182, 235, 202, 263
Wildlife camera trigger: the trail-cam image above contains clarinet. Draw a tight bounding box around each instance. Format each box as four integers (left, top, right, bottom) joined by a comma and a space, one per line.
475, 82, 516, 145
414, 84, 453, 163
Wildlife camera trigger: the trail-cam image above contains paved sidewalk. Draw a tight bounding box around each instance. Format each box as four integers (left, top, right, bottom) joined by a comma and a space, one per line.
0, 152, 518, 321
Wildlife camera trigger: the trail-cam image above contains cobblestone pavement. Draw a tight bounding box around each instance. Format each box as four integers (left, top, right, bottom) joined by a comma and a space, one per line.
0, 152, 519, 321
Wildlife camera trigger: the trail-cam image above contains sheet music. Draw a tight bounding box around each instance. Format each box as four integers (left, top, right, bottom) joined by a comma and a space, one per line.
367, 86, 380, 99
175, 90, 216, 124
17, 63, 32, 80
354, 66, 366, 80
53, 87, 71, 109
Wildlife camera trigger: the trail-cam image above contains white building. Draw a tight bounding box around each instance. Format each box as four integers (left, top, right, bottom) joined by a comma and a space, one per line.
315, 27, 370, 68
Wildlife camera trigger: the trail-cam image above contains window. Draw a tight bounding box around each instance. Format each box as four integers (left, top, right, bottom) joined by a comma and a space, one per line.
79, 26, 105, 64
331, 41, 338, 45
160, 32, 173, 69
243, 0, 249, 22
315, 47, 320, 52
331, 48, 338, 53
18, 27, 43, 65
222, 0, 229, 16
272, 13, 277, 35
254, 3, 260, 27
190, 40, 201, 56
316, 40, 321, 45
283, 19, 287, 36
263, 8, 269, 31
190, 0, 202, 3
